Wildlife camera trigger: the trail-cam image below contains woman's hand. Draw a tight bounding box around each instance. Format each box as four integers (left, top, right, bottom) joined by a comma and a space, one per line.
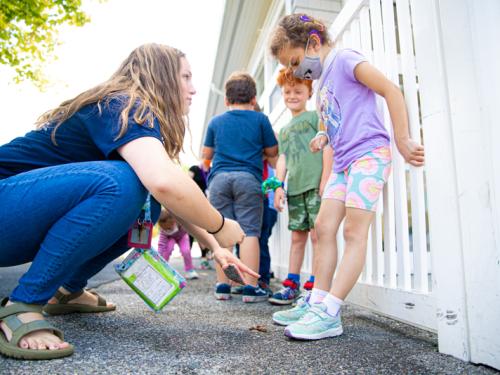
309, 134, 328, 153
396, 138, 425, 167
274, 187, 285, 212
213, 218, 245, 248
213, 247, 260, 284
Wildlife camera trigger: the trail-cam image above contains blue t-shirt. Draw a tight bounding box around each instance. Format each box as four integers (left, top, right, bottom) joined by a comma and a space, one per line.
0, 98, 162, 179
204, 110, 277, 183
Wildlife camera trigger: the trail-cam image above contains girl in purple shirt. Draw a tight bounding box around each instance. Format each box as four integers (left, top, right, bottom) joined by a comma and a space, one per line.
269, 13, 425, 341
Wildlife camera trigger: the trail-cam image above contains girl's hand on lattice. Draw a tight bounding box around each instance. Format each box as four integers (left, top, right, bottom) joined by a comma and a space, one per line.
397, 138, 425, 167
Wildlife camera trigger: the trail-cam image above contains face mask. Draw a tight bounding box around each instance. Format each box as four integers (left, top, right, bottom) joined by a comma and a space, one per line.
293, 55, 322, 80
293, 37, 322, 80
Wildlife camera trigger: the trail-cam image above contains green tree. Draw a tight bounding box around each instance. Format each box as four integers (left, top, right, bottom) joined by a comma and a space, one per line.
0, 0, 90, 88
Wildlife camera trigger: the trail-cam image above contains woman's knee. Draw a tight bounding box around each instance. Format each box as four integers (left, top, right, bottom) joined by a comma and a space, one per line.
103, 161, 146, 196
99, 161, 148, 212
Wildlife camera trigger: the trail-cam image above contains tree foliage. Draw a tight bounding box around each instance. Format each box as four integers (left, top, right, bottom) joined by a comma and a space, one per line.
0, 0, 90, 87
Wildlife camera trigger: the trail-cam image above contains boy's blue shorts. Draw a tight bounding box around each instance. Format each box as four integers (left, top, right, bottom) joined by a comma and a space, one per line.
208, 171, 263, 237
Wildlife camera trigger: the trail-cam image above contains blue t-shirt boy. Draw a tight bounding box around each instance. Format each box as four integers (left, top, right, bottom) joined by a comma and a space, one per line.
204, 110, 277, 183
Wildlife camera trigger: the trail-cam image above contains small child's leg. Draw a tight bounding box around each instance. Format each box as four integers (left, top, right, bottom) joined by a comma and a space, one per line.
304, 189, 321, 291
328, 147, 390, 301
238, 236, 260, 286
288, 230, 309, 278
313, 199, 346, 292
308, 228, 319, 289
329, 207, 374, 300
158, 234, 175, 262
177, 234, 194, 272
215, 262, 230, 284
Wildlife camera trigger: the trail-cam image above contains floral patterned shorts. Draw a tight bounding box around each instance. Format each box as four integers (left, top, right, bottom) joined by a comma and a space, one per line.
323, 146, 392, 212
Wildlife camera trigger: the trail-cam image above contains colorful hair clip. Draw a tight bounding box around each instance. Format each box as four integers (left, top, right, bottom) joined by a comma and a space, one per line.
300, 15, 312, 22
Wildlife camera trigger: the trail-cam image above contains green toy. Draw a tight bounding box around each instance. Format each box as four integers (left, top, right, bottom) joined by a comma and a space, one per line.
262, 176, 284, 194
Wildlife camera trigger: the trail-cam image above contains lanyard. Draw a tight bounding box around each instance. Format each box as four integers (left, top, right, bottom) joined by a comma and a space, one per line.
142, 193, 151, 223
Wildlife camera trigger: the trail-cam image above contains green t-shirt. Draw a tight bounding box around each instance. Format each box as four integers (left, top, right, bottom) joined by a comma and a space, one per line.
278, 111, 323, 196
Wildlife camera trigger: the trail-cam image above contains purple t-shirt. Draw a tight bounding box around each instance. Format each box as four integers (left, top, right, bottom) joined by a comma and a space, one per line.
316, 49, 390, 173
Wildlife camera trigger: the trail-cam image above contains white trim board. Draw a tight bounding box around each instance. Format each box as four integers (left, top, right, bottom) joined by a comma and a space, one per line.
347, 283, 437, 332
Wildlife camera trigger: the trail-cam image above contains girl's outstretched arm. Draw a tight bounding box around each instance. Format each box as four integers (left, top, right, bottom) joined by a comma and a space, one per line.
118, 137, 245, 248
354, 62, 425, 167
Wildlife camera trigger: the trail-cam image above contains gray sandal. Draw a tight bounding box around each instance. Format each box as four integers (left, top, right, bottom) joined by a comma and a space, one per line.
43, 289, 116, 316
0, 298, 74, 360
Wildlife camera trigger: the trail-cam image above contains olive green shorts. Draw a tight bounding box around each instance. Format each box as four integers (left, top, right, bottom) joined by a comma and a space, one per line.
287, 188, 321, 231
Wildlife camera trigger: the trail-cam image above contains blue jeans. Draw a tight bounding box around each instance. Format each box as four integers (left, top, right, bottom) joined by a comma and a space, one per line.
0, 161, 159, 304
259, 197, 277, 285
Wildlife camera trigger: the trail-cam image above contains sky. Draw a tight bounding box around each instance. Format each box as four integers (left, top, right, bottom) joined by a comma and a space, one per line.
0, 0, 225, 166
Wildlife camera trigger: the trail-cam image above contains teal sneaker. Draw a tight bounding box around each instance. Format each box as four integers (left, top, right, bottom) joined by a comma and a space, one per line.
284, 303, 343, 340
272, 297, 310, 326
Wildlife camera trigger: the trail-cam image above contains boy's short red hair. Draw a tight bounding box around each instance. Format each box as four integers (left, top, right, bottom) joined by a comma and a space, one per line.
276, 68, 313, 93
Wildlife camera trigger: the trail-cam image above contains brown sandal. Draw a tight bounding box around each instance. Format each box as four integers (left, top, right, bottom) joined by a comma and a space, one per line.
43, 289, 116, 316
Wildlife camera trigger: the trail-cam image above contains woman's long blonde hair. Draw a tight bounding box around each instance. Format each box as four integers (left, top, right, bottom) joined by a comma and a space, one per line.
36, 43, 187, 160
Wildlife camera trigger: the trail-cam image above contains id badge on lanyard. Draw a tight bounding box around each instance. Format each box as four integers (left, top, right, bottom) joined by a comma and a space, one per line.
128, 193, 153, 248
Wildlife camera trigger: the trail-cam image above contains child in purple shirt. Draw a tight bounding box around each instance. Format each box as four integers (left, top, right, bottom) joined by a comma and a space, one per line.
269, 13, 425, 340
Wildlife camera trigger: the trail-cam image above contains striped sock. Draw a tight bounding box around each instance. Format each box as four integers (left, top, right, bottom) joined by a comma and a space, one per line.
286, 273, 300, 286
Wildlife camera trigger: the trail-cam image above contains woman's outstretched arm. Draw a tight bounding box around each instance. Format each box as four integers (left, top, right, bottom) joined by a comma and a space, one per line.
118, 137, 245, 248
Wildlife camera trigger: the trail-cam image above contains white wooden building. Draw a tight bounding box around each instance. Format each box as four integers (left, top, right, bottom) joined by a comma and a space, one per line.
202, 0, 500, 369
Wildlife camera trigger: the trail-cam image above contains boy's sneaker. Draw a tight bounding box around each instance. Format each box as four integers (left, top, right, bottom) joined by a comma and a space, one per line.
199, 259, 213, 270
242, 285, 269, 303
284, 303, 343, 340
185, 270, 199, 280
268, 279, 300, 305
231, 285, 244, 294
258, 281, 273, 297
214, 283, 231, 300
272, 296, 310, 326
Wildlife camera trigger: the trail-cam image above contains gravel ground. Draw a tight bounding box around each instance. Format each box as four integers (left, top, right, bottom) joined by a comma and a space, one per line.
0, 259, 497, 374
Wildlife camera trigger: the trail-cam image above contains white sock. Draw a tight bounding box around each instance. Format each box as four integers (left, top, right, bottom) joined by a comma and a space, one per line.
323, 293, 343, 317
309, 288, 328, 304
